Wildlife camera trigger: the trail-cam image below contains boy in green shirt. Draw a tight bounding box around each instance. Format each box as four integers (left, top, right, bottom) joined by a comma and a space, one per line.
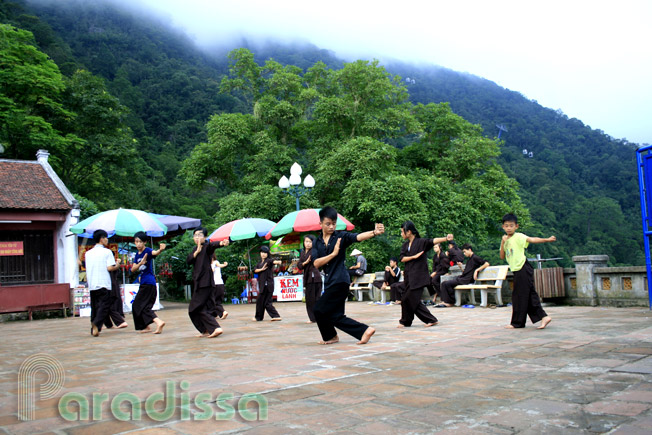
500, 213, 555, 329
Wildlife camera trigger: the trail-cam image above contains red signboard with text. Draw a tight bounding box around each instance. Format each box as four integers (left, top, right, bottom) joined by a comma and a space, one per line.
0, 241, 24, 256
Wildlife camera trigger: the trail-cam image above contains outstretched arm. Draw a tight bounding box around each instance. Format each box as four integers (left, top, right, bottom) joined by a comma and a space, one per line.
527, 235, 556, 244
355, 223, 385, 242
433, 233, 454, 245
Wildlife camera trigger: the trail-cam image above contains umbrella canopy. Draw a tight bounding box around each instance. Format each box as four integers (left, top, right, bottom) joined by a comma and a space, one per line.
265, 208, 354, 239
209, 218, 276, 242
70, 208, 168, 238
148, 213, 201, 232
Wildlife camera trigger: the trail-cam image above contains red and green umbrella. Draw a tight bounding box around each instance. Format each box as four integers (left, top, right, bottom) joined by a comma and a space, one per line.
264, 208, 354, 240
209, 218, 276, 242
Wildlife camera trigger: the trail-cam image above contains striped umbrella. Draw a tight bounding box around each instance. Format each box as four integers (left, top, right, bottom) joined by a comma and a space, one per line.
209, 218, 276, 242
70, 208, 168, 238
264, 208, 354, 240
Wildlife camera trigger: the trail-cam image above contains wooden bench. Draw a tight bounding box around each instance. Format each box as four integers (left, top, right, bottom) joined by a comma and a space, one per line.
377, 271, 404, 303
453, 265, 508, 307
349, 273, 376, 301
26, 303, 68, 320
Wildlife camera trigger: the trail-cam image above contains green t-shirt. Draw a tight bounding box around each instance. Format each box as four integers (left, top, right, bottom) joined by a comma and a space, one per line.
504, 232, 528, 272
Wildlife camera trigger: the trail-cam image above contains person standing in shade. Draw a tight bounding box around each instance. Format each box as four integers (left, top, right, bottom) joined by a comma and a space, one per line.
211, 254, 229, 320
131, 231, 166, 334
253, 245, 282, 321
312, 206, 383, 345
430, 243, 450, 305
500, 213, 554, 329
187, 227, 229, 338
297, 234, 322, 323
398, 221, 453, 328
85, 229, 121, 337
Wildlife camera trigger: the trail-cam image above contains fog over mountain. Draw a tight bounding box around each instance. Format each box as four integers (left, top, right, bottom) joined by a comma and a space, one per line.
38, 0, 650, 145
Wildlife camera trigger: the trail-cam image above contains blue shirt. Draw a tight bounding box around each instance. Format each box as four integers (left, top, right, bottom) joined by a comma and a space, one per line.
312, 231, 359, 288
134, 247, 156, 285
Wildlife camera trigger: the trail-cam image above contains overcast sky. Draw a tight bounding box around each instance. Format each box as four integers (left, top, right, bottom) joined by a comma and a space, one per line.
126, 0, 651, 145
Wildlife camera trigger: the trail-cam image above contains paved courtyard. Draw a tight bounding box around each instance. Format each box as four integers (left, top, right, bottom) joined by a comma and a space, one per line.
2, 301, 652, 434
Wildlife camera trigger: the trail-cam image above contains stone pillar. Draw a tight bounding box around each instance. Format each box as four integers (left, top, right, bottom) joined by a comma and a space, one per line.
572, 255, 609, 306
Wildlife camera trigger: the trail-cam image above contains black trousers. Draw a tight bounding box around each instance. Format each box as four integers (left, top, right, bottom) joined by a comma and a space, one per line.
189, 285, 220, 333
510, 261, 547, 328
103, 293, 126, 328
440, 276, 473, 304
255, 284, 280, 320
390, 282, 405, 302
210, 284, 226, 318
313, 282, 368, 341
400, 287, 438, 326
430, 275, 442, 298
90, 288, 112, 331
304, 281, 321, 322
132, 283, 158, 331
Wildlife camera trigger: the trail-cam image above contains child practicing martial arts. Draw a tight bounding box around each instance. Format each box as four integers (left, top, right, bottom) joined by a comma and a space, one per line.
500, 213, 555, 329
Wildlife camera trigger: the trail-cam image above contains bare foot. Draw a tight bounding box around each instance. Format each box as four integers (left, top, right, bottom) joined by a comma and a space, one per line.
443, 303, 454, 307
271, 317, 282, 321
306, 320, 315, 324
208, 328, 223, 338
221, 311, 229, 320
395, 301, 401, 305
116, 322, 128, 329
319, 335, 339, 345
357, 327, 375, 345
537, 316, 552, 329
91, 323, 99, 337
397, 324, 405, 328
252, 317, 258, 321
424, 322, 438, 327
153, 319, 165, 334
196, 332, 209, 337
138, 326, 152, 334
504, 325, 516, 329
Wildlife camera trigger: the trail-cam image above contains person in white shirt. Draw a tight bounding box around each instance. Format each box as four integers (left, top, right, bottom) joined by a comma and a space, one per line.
85, 229, 121, 337
211, 254, 228, 320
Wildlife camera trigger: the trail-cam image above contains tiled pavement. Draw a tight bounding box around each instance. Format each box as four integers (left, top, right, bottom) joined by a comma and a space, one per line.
2, 301, 652, 434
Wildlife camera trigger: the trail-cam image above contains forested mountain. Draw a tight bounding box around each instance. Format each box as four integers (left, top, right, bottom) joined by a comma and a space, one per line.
0, 0, 643, 268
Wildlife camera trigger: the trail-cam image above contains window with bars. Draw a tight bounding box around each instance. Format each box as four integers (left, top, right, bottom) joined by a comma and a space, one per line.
0, 231, 54, 284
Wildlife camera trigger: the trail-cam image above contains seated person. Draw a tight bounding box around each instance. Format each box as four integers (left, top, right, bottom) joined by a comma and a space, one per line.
430, 243, 450, 304
373, 257, 402, 303
437, 243, 489, 307
348, 248, 367, 278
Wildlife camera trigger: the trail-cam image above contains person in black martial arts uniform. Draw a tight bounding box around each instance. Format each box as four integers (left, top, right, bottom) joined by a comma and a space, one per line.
429, 243, 450, 305
398, 221, 453, 328
297, 235, 322, 323
253, 245, 282, 321
187, 227, 229, 338
438, 244, 489, 307
311, 206, 383, 345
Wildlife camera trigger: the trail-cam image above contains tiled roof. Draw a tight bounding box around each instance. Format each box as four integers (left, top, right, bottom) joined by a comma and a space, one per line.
0, 160, 72, 210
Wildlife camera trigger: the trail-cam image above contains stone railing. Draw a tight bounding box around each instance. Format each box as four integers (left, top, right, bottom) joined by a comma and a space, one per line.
501, 255, 650, 307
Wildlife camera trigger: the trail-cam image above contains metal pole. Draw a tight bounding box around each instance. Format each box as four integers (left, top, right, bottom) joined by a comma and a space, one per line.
636, 146, 652, 310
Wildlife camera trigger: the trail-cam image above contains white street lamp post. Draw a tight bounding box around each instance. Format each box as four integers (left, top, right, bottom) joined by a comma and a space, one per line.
278, 162, 315, 211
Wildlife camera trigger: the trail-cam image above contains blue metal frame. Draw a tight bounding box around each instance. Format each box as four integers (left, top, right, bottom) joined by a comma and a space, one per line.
636, 144, 652, 309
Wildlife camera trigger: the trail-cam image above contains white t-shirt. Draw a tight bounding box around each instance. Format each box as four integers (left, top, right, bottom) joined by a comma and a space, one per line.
85, 244, 116, 291
212, 261, 223, 285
